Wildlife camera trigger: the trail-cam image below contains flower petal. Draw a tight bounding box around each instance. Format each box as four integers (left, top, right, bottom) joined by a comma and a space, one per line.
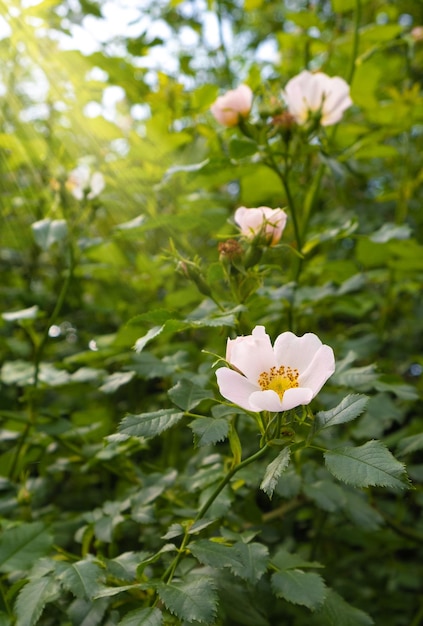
298, 344, 335, 396
215, 367, 259, 411
248, 389, 284, 412
280, 387, 314, 411
274, 332, 323, 373
229, 325, 277, 382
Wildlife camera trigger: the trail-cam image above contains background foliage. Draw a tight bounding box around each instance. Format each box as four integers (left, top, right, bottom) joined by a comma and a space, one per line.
1, 0, 423, 624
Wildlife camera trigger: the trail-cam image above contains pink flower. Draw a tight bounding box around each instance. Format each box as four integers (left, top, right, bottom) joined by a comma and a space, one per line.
210, 85, 253, 127
216, 326, 335, 413
283, 70, 352, 127
234, 206, 287, 246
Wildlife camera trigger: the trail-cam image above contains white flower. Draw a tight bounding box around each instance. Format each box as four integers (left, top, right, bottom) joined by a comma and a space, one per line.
210, 84, 253, 127
216, 325, 335, 412
283, 70, 352, 127
67, 165, 105, 200
234, 206, 287, 246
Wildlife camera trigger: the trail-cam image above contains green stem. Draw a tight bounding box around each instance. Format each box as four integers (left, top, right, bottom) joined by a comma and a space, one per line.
162, 443, 270, 583
347, 0, 361, 85
8, 241, 75, 481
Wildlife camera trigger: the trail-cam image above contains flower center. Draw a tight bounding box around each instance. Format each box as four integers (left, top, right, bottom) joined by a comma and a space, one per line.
258, 365, 299, 400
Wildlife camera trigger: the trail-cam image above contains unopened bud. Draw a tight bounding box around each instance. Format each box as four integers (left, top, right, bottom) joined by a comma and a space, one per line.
218, 239, 243, 264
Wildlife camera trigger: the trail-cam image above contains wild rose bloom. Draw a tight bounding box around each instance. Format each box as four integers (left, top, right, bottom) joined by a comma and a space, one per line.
216, 325, 335, 412
283, 70, 352, 127
67, 165, 105, 200
234, 206, 287, 246
210, 85, 253, 127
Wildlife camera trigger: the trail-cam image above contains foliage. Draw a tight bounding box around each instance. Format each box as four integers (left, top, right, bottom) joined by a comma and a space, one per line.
1, 0, 423, 625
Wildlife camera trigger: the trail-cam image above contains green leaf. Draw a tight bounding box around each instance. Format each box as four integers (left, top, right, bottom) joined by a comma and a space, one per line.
0, 522, 53, 573
119, 607, 163, 626
134, 326, 164, 352
230, 542, 269, 583
118, 409, 184, 439
99, 371, 135, 393
67, 597, 109, 626
260, 448, 291, 499
189, 417, 229, 447
313, 589, 374, 625
15, 577, 60, 626
190, 539, 238, 570
324, 440, 409, 490
31, 218, 68, 250
59, 560, 104, 599
272, 548, 323, 571
397, 433, 423, 457
315, 395, 369, 434
229, 137, 257, 159
157, 577, 218, 624
168, 379, 212, 411
303, 480, 346, 513
271, 570, 326, 610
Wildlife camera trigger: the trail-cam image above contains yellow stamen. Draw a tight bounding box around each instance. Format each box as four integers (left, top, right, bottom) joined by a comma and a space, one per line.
258, 365, 299, 400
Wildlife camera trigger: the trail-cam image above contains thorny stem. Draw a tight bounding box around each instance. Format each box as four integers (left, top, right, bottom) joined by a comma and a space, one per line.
161, 443, 270, 584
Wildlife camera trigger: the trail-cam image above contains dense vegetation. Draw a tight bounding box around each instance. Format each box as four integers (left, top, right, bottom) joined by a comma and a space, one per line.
1, 0, 423, 624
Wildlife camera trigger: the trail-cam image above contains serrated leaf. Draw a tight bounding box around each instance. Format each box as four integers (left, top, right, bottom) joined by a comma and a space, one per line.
31, 218, 68, 250
15, 577, 60, 626
271, 570, 326, 610
59, 560, 104, 599
230, 542, 269, 583
313, 589, 374, 625
189, 417, 229, 447
0, 522, 53, 573
168, 379, 212, 411
157, 577, 218, 624
190, 539, 237, 570
119, 607, 163, 626
315, 394, 369, 434
260, 448, 291, 499
118, 409, 184, 439
324, 440, 409, 490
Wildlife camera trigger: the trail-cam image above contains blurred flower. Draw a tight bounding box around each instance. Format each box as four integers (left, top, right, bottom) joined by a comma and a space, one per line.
216, 325, 335, 412
283, 70, 352, 127
67, 165, 105, 200
234, 206, 287, 246
210, 85, 253, 127
411, 26, 423, 42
